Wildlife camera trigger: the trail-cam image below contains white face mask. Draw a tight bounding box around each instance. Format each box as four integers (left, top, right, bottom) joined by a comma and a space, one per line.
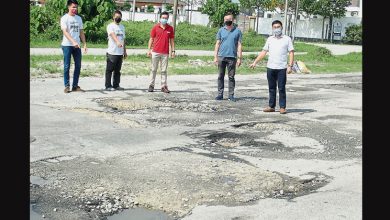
273, 27, 282, 36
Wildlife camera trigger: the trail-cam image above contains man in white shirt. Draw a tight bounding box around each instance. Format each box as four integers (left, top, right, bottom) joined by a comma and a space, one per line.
249, 20, 294, 114
105, 10, 127, 91
60, 0, 87, 93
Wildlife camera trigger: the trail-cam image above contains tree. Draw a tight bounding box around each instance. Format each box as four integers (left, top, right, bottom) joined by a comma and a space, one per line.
45, 0, 116, 42
147, 4, 155, 13
304, 0, 350, 41
201, 0, 240, 27
239, 0, 277, 33
165, 4, 173, 13
122, 1, 132, 11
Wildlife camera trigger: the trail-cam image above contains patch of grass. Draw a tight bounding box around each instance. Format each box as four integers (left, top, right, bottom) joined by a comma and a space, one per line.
30, 51, 361, 77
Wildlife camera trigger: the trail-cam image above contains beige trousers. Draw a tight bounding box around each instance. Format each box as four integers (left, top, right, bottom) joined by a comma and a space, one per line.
150, 52, 169, 87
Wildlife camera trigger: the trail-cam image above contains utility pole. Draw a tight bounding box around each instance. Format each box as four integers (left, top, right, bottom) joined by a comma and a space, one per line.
292, 0, 299, 42
172, 0, 178, 31
132, 0, 136, 21
283, 0, 288, 35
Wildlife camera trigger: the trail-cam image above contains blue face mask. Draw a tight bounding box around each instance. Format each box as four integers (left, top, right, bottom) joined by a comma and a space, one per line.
160, 18, 168, 25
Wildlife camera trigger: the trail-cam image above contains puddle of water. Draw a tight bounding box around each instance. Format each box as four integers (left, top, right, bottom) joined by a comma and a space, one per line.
107, 207, 173, 220
30, 204, 44, 220
30, 176, 49, 186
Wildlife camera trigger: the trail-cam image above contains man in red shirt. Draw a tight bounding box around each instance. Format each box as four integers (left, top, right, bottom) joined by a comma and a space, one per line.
147, 11, 175, 93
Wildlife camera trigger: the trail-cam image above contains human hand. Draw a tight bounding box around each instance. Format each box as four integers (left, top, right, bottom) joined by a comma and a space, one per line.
73, 41, 80, 48
287, 66, 292, 74
249, 62, 256, 69
236, 59, 241, 67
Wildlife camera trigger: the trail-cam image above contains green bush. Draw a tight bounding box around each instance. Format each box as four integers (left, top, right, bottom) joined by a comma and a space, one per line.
147, 5, 155, 13
175, 22, 218, 46
313, 47, 333, 57
30, 5, 56, 38
31, 18, 268, 48
343, 24, 362, 45
41, 0, 116, 42
241, 29, 266, 50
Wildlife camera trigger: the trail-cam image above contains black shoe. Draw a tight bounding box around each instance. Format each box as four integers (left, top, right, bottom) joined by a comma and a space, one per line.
215, 95, 223, 100
228, 95, 236, 102
148, 85, 154, 92
114, 86, 124, 90
72, 86, 85, 92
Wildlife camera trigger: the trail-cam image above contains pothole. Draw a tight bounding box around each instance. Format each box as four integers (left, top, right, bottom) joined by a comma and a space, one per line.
96, 97, 226, 113
30, 175, 51, 187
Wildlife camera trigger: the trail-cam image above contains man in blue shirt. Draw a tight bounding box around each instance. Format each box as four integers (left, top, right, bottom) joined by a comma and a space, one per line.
213, 12, 243, 102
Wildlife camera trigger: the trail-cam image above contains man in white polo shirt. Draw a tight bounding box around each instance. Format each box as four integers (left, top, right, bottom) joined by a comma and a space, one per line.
249, 20, 294, 114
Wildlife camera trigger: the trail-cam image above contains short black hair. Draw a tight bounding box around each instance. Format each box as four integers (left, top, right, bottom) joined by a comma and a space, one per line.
67, 0, 78, 6
224, 12, 234, 18
272, 20, 283, 27
160, 11, 169, 18
113, 10, 122, 17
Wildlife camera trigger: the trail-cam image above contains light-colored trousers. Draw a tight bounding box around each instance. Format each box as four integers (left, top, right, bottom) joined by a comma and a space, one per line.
150, 52, 169, 87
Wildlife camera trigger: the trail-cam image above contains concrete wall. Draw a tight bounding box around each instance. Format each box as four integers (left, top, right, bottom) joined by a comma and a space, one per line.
120, 11, 208, 26
121, 11, 187, 23
256, 14, 361, 39
188, 11, 209, 26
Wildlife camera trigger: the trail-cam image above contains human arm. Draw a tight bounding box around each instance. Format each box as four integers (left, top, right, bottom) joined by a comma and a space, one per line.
170, 38, 175, 58
287, 50, 294, 73
249, 50, 267, 68
236, 41, 242, 67
61, 27, 79, 48
147, 38, 154, 57
80, 29, 87, 53
214, 40, 221, 65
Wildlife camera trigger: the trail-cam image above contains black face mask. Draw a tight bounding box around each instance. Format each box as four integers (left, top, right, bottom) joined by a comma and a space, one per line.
114, 17, 121, 23
225, 20, 233, 26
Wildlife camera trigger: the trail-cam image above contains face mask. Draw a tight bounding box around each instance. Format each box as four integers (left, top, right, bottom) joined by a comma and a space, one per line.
114, 17, 121, 23
70, 8, 77, 14
225, 20, 233, 26
160, 18, 168, 25
273, 27, 282, 36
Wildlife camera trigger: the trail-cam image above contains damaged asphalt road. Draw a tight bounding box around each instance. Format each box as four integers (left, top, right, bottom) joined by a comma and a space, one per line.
30, 73, 361, 220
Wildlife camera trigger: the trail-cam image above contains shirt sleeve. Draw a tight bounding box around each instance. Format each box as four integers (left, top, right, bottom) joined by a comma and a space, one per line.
216, 29, 221, 40
78, 16, 83, 30
150, 26, 156, 38
262, 38, 270, 51
288, 37, 294, 52
107, 24, 114, 35
238, 30, 242, 43
60, 16, 67, 29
